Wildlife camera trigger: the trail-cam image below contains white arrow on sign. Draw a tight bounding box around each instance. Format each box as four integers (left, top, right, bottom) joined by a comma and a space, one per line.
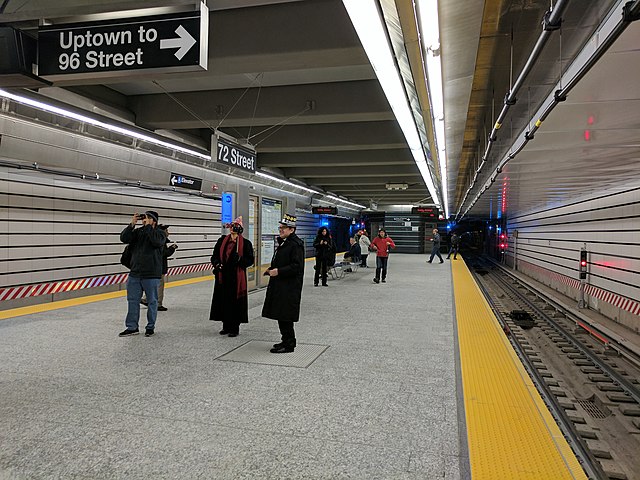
171, 176, 178, 185
160, 25, 196, 60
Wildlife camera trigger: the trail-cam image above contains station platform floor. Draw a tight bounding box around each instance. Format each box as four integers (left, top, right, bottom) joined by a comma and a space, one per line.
0, 254, 586, 479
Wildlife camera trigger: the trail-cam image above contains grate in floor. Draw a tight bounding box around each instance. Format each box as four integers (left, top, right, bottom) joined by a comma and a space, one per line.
576, 399, 609, 419
216, 340, 329, 368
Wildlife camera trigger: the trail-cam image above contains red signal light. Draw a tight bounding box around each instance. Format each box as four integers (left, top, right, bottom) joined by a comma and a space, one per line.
580, 260, 587, 267
500, 243, 506, 249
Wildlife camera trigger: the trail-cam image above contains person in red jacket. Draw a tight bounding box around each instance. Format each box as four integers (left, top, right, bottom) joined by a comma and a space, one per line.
369, 228, 396, 284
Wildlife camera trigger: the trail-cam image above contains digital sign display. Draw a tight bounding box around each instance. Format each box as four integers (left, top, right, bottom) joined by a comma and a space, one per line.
411, 207, 439, 218
312, 206, 337, 215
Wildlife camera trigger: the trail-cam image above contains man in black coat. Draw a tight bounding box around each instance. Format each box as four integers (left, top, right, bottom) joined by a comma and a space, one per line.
119, 210, 166, 337
262, 214, 305, 353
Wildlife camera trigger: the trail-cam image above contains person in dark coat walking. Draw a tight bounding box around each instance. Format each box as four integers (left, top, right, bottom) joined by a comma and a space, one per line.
428, 228, 444, 263
262, 214, 305, 353
447, 233, 460, 260
209, 216, 255, 337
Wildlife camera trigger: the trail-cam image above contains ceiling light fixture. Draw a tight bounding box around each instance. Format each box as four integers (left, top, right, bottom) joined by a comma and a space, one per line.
255, 171, 321, 195
0, 88, 211, 160
386, 183, 409, 190
342, 0, 440, 208
326, 194, 366, 210
417, 0, 449, 220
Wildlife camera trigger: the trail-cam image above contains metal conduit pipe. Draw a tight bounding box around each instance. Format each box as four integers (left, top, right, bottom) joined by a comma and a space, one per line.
479, 0, 568, 170
455, 0, 569, 218
458, 0, 640, 219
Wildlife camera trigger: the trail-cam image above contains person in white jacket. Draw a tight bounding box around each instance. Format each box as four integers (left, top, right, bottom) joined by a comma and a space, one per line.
358, 230, 371, 267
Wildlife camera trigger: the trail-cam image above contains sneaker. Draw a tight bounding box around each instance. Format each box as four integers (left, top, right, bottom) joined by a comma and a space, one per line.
427, 260, 432, 263
119, 329, 139, 337
381, 279, 386, 283
145, 329, 154, 337
228, 333, 238, 337
140, 299, 148, 306
219, 330, 229, 335
373, 278, 380, 284
440, 260, 444, 264
157, 306, 168, 311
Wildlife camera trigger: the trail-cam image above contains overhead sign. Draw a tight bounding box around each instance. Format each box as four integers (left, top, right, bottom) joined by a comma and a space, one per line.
312, 206, 337, 215
411, 206, 439, 218
213, 134, 256, 174
37, 3, 208, 80
170, 172, 202, 191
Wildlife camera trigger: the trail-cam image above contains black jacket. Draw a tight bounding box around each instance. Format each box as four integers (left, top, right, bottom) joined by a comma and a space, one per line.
162, 241, 178, 275
345, 242, 361, 260
313, 230, 335, 262
120, 224, 166, 278
262, 233, 305, 322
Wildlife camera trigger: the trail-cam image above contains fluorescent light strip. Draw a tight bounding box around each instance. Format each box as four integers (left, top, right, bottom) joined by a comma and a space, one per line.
255, 171, 321, 195
326, 194, 366, 209
418, 0, 448, 219
0, 88, 210, 160
342, 0, 440, 207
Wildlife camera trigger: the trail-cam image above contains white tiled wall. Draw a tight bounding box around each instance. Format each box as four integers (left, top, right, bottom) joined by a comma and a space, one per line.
1, 168, 221, 290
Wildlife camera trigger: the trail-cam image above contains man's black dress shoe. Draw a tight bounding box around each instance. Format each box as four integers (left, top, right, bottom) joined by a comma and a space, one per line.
270, 345, 294, 353
228, 333, 238, 337
219, 330, 229, 335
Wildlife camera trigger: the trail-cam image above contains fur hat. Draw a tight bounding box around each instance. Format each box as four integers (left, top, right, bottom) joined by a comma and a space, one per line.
144, 211, 159, 223
279, 213, 297, 227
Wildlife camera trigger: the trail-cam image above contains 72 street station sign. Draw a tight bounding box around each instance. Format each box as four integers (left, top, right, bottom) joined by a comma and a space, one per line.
38, 3, 208, 80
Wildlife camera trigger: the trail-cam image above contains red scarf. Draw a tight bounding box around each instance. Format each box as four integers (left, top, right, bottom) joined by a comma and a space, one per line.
220, 234, 247, 300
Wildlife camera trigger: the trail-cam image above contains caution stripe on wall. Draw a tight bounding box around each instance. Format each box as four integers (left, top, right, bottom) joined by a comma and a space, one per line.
0, 263, 212, 302
519, 260, 640, 316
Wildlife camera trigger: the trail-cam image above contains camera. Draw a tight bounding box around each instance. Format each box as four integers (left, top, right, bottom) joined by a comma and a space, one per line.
137, 214, 146, 220
231, 224, 243, 234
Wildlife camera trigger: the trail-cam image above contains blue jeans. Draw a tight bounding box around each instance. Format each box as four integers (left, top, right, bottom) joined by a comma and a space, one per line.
429, 245, 443, 262
375, 256, 389, 280
126, 276, 161, 331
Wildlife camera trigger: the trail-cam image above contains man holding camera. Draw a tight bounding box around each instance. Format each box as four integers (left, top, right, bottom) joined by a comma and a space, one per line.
119, 210, 166, 337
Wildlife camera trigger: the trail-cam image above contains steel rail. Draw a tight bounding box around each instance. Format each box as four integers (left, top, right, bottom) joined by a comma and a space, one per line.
489, 267, 640, 406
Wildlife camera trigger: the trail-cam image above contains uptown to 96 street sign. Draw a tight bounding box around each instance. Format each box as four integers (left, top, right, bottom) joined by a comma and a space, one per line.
37, 5, 208, 80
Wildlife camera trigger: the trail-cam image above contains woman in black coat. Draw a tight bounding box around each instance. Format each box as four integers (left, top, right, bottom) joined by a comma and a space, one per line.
312, 226, 335, 287
262, 214, 305, 353
209, 217, 255, 337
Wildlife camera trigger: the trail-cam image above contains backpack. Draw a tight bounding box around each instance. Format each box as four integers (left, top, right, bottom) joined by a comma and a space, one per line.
120, 244, 132, 269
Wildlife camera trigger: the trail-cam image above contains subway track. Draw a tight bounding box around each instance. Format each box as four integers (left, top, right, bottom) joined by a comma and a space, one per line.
466, 255, 640, 480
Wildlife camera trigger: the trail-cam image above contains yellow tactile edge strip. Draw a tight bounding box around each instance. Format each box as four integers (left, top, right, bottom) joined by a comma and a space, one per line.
451, 256, 587, 480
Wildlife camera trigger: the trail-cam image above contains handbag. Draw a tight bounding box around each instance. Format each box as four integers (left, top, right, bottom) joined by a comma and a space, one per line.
120, 244, 132, 269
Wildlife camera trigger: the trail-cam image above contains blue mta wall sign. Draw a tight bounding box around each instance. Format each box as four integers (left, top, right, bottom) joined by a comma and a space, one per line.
221, 192, 234, 225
